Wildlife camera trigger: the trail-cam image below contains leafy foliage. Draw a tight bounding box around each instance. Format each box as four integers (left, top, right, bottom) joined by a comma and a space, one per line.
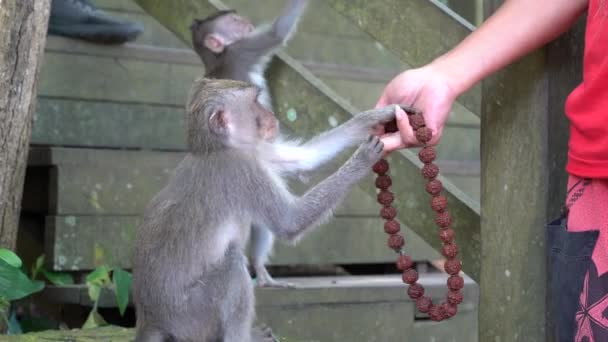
83, 265, 133, 329
112, 268, 132, 316
31, 255, 74, 286
0, 252, 44, 302
0, 249, 22, 269
0, 249, 134, 332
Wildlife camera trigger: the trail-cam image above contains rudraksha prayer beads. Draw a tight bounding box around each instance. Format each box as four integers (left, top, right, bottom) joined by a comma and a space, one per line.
372, 108, 464, 322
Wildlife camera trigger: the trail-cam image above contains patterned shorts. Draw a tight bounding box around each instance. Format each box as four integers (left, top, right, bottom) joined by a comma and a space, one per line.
547, 176, 608, 342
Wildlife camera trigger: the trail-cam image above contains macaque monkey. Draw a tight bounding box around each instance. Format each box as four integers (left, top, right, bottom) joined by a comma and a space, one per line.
190, 0, 310, 287
190, 0, 307, 110
132, 78, 396, 342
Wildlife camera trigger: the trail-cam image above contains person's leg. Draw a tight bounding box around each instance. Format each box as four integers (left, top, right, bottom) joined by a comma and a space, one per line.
547, 175, 599, 341
567, 177, 608, 341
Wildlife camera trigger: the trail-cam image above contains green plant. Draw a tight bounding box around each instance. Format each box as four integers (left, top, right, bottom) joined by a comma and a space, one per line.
0, 248, 133, 332
82, 265, 132, 329
0, 248, 45, 334
30, 255, 74, 286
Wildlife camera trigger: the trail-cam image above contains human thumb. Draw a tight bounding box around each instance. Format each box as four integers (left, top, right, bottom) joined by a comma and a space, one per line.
395, 106, 417, 146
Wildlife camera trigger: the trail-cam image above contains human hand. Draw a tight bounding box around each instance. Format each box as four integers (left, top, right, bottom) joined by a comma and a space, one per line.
375, 64, 459, 153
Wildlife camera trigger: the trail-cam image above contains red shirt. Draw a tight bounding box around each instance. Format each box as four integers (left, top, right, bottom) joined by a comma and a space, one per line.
565, 0, 608, 178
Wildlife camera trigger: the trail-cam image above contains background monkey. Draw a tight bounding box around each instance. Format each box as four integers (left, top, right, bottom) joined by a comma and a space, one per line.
190, 0, 310, 288
132, 78, 396, 342
190, 0, 307, 110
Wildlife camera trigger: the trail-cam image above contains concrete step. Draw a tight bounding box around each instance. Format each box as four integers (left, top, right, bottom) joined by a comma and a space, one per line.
40, 275, 478, 341
22, 147, 442, 271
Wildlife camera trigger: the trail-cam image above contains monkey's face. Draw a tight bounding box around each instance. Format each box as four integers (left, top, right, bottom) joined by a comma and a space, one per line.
191, 13, 254, 54
249, 89, 279, 142
209, 87, 278, 147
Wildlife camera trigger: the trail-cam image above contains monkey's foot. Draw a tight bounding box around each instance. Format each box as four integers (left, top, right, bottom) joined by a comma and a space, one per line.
253, 325, 277, 342
256, 277, 296, 289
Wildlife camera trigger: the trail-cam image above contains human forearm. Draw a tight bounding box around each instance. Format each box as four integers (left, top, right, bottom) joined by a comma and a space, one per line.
433, 0, 588, 96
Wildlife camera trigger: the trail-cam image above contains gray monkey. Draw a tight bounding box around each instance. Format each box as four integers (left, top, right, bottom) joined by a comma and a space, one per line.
132, 78, 396, 342
191, 0, 311, 288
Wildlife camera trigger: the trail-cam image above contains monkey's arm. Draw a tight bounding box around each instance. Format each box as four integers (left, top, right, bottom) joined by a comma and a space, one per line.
265, 105, 397, 175
255, 136, 383, 242
233, 0, 308, 56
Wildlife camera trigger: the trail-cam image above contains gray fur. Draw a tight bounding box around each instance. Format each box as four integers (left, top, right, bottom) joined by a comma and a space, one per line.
133, 79, 393, 342
192, 0, 308, 108
191, 0, 310, 288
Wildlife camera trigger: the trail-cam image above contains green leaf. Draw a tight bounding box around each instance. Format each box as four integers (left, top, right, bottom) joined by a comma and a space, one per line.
112, 268, 132, 316
86, 265, 110, 285
31, 255, 45, 280
86, 266, 110, 302
41, 270, 74, 286
87, 283, 102, 302
82, 308, 107, 329
0, 259, 44, 301
0, 249, 21, 268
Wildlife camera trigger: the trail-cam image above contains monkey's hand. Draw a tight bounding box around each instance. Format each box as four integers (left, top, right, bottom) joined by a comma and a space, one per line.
352, 105, 397, 129
349, 135, 385, 169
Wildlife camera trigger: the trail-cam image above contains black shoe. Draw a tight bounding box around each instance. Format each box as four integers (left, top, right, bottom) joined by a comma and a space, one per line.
48, 0, 143, 44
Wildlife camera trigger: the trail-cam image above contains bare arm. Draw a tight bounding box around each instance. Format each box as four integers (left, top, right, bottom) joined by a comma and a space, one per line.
377, 0, 589, 151
435, 0, 588, 95
262, 105, 397, 175
233, 0, 308, 56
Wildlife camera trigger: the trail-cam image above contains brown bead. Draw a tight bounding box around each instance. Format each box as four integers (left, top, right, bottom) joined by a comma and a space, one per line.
428, 304, 445, 322
372, 159, 389, 174
435, 212, 452, 228
381, 206, 398, 220
447, 290, 464, 305
442, 302, 458, 318
407, 284, 424, 299
421, 163, 439, 180
418, 146, 436, 164
402, 269, 418, 284
447, 275, 465, 291
409, 114, 426, 130
377, 191, 394, 205
384, 119, 398, 133
415, 127, 433, 143
384, 220, 400, 234
396, 255, 414, 271
444, 259, 462, 275
375, 175, 392, 189
439, 228, 456, 243
425, 179, 443, 196
416, 296, 432, 313
442, 244, 459, 259
388, 234, 405, 250
431, 195, 448, 212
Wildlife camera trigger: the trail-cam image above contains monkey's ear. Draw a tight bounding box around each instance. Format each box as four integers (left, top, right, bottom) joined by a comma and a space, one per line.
204, 34, 226, 53
209, 109, 230, 134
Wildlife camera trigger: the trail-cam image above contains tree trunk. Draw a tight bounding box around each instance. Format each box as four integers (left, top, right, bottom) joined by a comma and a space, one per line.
0, 0, 51, 250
